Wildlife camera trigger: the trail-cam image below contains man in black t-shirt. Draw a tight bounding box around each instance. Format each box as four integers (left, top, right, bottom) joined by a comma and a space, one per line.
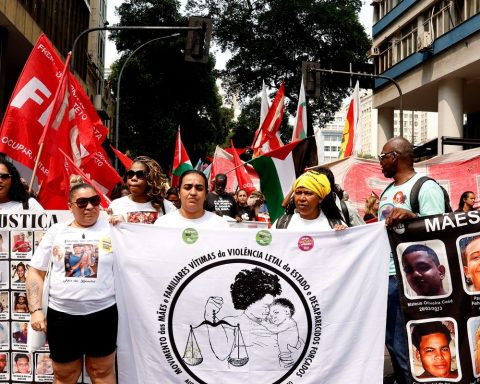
206, 174, 241, 221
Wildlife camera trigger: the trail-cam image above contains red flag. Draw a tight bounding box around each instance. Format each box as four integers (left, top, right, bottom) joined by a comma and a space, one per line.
110, 145, 133, 169
0, 35, 100, 181
58, 148, 111, 208
230, 140, 256, 194
252, 82, 285, 157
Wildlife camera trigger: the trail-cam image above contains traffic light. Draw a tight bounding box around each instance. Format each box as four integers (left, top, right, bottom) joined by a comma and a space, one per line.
351, 62, 375, 89
185, 16, 212, 63
301, 61, 321, 98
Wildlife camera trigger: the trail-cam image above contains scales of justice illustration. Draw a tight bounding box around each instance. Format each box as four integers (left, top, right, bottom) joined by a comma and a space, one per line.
183, 309, 249, 367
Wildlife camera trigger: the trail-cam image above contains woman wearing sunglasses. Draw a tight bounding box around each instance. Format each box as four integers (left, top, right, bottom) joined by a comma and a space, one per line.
26, 181, 117, 383
0, 159, 43, 210
109, 156, 176, 224
154, 170, 229, 228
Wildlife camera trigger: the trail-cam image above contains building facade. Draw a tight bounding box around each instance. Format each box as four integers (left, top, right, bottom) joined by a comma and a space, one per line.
370, 0, 480, 154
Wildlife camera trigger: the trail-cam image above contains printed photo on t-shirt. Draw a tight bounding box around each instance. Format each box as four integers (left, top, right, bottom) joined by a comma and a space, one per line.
0, 231, 9, 259
0, 322, 9, 350
63, 242, 99, 278
126, 211, 158, 224
0, 292, 8, 321
10, 231, 33, 259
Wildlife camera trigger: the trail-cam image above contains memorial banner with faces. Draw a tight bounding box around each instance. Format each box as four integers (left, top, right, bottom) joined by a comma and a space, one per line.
112, 221, 389, 384
388, 210, 480, 383
0, 210, 97, 384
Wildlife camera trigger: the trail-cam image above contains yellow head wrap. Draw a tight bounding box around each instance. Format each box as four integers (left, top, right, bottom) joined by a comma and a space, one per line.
293, 172, 331, 199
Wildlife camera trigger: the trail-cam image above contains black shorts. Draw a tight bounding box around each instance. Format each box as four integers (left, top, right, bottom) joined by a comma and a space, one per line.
47, 304, 118, 363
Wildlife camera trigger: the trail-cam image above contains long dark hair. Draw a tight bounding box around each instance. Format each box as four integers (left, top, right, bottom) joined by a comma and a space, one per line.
458, 191, 474, 211
0, 159, 30, 205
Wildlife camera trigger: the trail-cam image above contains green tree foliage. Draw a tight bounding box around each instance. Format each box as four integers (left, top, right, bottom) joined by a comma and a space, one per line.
108, 0, 232, 170
185, 0, 371, 128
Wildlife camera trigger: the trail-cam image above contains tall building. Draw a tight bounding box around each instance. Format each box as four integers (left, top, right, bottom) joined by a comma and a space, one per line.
0, 0, 109, 123
370, 0, 480, 154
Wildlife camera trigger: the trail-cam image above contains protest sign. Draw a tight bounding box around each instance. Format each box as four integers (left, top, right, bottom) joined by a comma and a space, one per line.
388, 211, 480, 383
113, 222, 389, 384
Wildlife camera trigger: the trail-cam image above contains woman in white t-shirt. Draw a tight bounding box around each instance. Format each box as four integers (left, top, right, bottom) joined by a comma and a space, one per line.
154, 170, 229, 228
0, 159, 43, 210
274, 170, 347, 231
109, 156, 175, 224
26, 182, 116, 383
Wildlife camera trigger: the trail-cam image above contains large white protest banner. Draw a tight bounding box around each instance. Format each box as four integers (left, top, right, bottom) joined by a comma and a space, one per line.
112, 222, 389, 384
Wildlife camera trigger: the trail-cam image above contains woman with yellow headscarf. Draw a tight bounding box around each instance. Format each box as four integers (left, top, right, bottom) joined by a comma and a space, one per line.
275, 171, 348, 230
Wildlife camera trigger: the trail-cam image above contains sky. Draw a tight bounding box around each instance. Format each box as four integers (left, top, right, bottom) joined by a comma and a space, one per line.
105, 0, 373, 69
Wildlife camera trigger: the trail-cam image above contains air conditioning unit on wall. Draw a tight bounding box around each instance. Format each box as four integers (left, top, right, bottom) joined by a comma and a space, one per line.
417, 31, 434, 52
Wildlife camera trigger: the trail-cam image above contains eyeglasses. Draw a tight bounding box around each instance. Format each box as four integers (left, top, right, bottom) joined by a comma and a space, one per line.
378, 151, 397, 161
0, 173, 12, 180
72, 195, 101, 209
126, 170, 146, 179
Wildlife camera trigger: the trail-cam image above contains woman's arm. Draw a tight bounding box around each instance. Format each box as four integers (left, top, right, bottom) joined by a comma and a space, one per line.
26, 266, 47, 332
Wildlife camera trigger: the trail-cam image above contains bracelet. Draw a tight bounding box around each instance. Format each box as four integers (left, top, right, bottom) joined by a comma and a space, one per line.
29, 308, 42, 315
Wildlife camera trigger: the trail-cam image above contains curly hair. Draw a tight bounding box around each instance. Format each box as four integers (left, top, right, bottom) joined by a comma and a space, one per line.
230, 267, 282, 310
132, 156, 168, 212
0, 159, 30, 205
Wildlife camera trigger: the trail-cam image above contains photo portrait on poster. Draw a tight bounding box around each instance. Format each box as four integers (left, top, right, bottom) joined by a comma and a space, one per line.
35, 352, 53, 381
396, 240, 453, 300
33, 230, 45, 251
457, 232, 480, 294
11, 352, 32, 380
10, 231, 33, 259
11, 260, 27, 289
11, 321, 28, 350
407, 318, 460, 382
0, 291, 9, 320
0, 352, 8, 380
0, 231, 9, 258
467, 316, 480, 378
0, 260, 8, 290
11, 291, 29, 320
169, 264, 309, 384
0, 322, 9, 350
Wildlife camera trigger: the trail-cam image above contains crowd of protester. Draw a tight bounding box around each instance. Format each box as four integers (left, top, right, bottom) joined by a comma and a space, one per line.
0, 138, 477, 383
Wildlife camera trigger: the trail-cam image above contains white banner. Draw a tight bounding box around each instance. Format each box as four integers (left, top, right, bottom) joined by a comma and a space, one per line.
112, 222, 389, 384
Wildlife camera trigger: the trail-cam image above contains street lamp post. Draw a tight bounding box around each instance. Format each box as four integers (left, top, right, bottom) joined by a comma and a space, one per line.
114, 33, 180, 169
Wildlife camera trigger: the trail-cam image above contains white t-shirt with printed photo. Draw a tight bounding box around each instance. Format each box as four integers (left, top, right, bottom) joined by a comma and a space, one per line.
154, 210, 230, 228
108, 195, 176, 224
29, 219, 115, 315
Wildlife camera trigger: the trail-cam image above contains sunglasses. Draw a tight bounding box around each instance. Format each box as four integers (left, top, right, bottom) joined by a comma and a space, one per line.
72, 195, 101, 209
377, 151, 397, 161
126, 170, 146, 179
0, 173, 12, 180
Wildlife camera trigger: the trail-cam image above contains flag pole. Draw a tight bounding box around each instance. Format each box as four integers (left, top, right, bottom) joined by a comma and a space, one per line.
58, 148, 112, 205
28, 52, 72, 193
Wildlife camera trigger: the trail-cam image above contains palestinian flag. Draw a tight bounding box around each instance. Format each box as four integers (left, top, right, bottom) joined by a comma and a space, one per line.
249, 136, 317, 223
171, 127, 193, 187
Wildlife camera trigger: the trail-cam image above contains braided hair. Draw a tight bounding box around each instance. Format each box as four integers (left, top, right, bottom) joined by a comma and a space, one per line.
132, 156, 168, 212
